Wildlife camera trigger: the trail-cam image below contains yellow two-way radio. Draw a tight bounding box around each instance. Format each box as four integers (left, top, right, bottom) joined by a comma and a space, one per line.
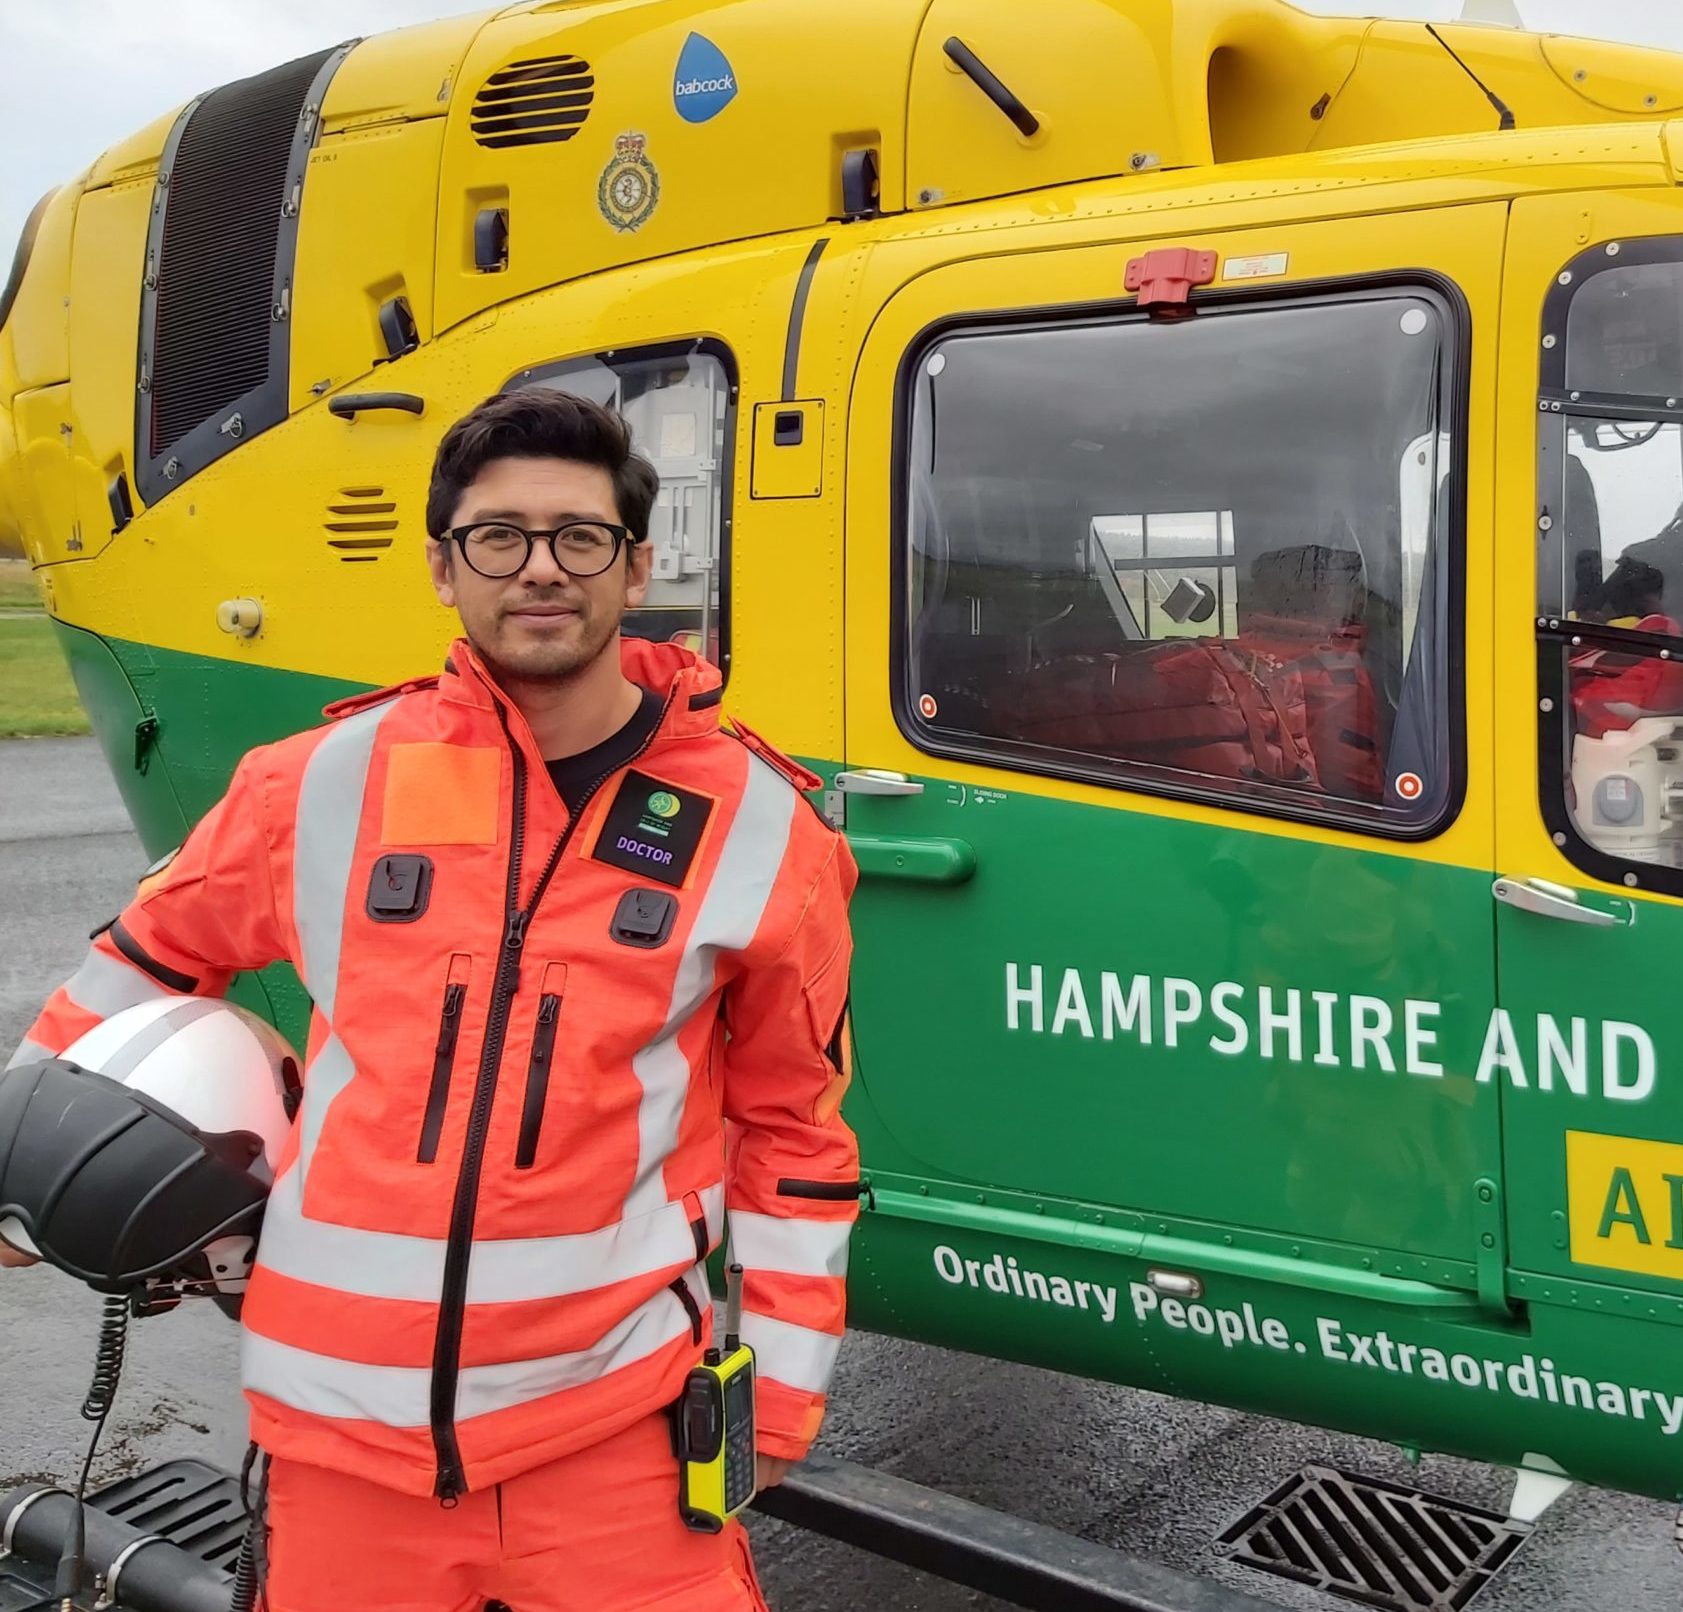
676, 1263, 756, 1532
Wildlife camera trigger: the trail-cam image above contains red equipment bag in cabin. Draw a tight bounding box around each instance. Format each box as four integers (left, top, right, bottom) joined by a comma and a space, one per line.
1235, 619, 1385, 802
1569, 613, 1683, 739
996, 641, 1318, 786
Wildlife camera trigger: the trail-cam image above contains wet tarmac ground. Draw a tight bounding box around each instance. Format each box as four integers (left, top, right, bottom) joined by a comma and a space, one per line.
3, 737, 1682, 1612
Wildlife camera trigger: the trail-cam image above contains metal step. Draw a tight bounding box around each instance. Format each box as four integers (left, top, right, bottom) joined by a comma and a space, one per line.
759, 1451, 1286, 1611
1216, 1464, 1531, 1612
86, 1459, 248, 1577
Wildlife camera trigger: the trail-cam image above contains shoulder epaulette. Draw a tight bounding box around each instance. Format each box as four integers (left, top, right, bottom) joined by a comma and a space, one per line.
322, 675, 439, 722
724, 715, 824, 795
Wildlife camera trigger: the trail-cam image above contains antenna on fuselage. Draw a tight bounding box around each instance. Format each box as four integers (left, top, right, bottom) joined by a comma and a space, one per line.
1426, 22, 1518, 130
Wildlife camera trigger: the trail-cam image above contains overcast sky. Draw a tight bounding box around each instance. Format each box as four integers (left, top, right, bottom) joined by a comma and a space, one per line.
2, 0, 1682, 262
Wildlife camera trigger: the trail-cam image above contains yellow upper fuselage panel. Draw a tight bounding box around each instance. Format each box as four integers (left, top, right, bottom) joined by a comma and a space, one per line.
3, 0, 1683, 563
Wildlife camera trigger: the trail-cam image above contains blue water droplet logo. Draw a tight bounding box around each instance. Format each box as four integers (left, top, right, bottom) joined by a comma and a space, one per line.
673, 33, 737, 124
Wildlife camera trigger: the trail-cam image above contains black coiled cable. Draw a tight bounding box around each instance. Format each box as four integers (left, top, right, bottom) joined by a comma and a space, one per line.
52, 1293, 131, 1609
81, 1294, 128, 1421
228, 1441, 269, 1612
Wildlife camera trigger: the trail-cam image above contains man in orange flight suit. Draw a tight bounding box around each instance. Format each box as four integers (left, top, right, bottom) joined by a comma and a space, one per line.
1, 388, 860, 1611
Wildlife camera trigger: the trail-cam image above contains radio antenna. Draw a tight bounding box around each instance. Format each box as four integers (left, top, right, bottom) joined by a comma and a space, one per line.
1426, 24, 1517, 130
724, 1262, 744, 1353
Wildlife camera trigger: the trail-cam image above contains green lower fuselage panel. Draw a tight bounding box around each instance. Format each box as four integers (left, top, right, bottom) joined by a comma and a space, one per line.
57, 624, 1683, 1503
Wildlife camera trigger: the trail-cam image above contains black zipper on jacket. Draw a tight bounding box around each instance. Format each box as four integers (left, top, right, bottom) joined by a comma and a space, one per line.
514, 992, 561, 1169
416, 981, 466, 1164
429, 689, 675, 1502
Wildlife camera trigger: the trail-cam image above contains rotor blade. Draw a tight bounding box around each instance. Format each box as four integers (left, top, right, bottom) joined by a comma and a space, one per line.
1460, 0, 1523, 25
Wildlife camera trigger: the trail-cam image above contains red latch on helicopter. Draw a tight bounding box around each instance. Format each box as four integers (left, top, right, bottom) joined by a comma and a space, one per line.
1124, 247, 1218, 311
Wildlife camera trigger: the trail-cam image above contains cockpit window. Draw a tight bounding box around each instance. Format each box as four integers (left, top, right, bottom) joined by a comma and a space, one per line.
899, 289, 1463, 834
1543, 241, 1683, 888
512, 341, 734, 676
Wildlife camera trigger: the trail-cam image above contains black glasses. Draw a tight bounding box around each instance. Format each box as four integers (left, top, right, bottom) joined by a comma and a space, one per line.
443, 520, 636, 579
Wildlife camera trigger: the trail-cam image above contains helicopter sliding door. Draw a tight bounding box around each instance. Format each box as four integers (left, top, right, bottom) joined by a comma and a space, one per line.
842, 208, 1505, 1313
1488, 195, 1683, 1436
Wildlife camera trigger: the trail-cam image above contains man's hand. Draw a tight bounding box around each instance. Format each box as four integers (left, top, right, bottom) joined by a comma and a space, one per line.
0, 1240, 40, 1269
755, 1455, 793, 1492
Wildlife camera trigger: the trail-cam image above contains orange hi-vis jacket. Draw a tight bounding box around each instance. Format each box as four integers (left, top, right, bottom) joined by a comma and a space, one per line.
9, 638, 859, 1500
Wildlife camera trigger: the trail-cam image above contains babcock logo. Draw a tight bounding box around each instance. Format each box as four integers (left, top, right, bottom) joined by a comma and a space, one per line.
674, 34, 737, 123
646, 791, 681, 820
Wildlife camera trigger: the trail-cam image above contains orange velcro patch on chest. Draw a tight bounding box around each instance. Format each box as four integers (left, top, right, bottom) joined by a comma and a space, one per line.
381, 744, 502, 846
725, 717, 823, 793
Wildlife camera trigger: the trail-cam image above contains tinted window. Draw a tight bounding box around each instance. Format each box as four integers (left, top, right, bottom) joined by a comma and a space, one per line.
901, 292, 1459, 830
514, 343, 733, 670
1565, 261, 1683, 401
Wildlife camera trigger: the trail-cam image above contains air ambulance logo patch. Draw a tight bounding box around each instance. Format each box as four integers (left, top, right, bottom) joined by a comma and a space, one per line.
597, 132, 660, 233
591, 770, 715, 888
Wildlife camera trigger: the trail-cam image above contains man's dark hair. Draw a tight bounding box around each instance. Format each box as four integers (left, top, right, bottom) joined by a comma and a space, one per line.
425, 387, 659, 542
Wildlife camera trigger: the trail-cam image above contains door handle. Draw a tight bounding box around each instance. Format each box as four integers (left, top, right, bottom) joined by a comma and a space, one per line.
835, 769, 924, 796
1492, 876, 1621, 927
328, 392, 425, 419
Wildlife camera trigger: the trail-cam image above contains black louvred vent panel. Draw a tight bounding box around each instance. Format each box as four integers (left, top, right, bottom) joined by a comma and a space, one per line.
148, 48, 332, 456
471, 55, 594, 148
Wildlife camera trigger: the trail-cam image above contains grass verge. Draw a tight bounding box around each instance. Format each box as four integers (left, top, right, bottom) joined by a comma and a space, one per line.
0, 560, 44, 612
0, 616, 90, 737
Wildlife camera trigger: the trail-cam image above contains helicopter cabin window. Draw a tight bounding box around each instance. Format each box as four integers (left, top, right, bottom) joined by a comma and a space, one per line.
511, 343, 733, 673
1542, 243, 1683, 888
900, 291, 1461, 833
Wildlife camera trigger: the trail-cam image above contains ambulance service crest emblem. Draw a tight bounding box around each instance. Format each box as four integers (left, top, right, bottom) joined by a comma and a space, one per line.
597, 132, 660, 233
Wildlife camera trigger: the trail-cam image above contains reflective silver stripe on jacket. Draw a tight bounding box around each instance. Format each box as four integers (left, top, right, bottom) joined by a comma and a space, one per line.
290, 702, 394, 1179
737, 1311, 842, 1395
256, 1173, 724, 1304
727, 1209, 851, 1280
62, 948, 175, 1018
243, 1264, 707, 1426
623, 754, 796, 1217
4, 1037, 54, 1072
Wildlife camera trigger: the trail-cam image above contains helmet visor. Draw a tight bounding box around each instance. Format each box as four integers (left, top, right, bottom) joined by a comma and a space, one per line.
0, 1059, 268, 1293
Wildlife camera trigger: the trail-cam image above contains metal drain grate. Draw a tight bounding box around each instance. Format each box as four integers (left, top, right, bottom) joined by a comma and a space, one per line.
88, 1458, 249, 1576
1216, 1465, 1530, 1612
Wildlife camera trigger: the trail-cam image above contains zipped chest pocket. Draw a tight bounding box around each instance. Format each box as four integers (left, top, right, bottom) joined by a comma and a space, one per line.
516, 963, 567, 1170
418, 954, 472, 1164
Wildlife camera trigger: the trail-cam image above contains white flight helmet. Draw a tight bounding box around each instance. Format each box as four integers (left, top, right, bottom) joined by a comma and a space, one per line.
0, 997, 299, 1316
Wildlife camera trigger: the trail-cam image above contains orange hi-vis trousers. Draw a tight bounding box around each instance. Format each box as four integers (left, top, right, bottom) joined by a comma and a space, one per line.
263, 1413, 770, 1612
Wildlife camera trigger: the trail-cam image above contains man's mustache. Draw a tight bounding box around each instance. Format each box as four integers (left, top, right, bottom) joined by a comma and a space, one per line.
501, 590, 585, 611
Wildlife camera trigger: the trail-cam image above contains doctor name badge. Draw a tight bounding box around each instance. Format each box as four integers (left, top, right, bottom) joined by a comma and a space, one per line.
591, 769, 716, 888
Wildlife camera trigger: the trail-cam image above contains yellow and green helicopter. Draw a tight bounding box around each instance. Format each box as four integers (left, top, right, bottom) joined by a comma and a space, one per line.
9, 0, 1683, 1532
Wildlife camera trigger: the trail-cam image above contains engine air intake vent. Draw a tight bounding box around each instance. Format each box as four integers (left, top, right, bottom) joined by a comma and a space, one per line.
324, 486, 398, 561
471, 55, 594, 148
136, 42, 351, 504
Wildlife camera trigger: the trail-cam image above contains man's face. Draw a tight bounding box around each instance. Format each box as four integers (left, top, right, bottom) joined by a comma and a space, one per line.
428, 455, 652, 683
